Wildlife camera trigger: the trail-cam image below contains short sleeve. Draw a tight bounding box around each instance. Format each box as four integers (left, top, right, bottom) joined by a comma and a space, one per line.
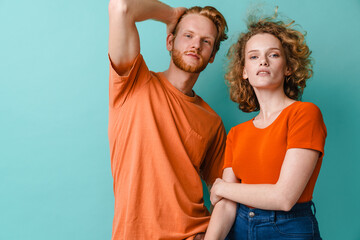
287, 103, 327, 156
222, 128, 234, 170
109, 54, 152, 108
200, 122, 227, 186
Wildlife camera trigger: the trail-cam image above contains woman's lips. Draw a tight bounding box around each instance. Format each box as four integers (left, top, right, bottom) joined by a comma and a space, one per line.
257, 69, 270, 75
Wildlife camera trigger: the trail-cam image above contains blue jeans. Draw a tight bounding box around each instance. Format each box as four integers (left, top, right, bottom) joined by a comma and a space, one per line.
225, 201, 322, 240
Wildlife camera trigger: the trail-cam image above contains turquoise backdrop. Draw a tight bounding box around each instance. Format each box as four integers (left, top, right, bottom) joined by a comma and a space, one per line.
1, 0, 359, 239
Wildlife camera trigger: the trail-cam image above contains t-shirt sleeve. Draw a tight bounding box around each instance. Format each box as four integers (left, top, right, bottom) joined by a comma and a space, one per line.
223, 128, 234, 170
287, 102, 327, 156
200, 121, 227, 186
109, 54, 152, 108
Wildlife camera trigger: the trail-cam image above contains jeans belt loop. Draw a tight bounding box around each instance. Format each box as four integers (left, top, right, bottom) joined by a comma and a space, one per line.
270, 210, 276, 223
311, 201, 316, 216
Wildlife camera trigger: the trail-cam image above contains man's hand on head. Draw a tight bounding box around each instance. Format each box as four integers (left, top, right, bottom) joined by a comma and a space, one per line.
166, 7, 187, 35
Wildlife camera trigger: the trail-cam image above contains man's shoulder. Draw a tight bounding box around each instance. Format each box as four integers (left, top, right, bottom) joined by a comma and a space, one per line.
195, 96, 223, 121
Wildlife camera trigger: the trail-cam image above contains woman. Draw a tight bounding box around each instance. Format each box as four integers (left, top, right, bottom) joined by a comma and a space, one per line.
204, 13, 327, 240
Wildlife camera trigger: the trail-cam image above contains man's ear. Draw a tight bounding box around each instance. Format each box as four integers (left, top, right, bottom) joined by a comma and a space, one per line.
209, 52, 216, 63
166, 33, 175, 51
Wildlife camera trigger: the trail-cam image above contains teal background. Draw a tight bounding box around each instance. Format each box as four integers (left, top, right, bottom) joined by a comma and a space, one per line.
1, 0, 359, 239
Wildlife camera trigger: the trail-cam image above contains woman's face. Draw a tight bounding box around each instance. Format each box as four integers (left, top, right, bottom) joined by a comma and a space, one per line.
243, 33, 290, 91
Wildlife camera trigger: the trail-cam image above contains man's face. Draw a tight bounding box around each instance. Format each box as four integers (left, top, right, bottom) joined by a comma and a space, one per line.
167, 14, 218, 73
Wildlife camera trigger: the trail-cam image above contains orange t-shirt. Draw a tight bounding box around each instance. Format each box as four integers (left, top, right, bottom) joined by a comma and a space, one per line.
108, 54, 226, 240
223, 101, 327, 204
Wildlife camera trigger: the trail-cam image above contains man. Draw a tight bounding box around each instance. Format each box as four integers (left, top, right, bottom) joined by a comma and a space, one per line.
108, 0, 228, 239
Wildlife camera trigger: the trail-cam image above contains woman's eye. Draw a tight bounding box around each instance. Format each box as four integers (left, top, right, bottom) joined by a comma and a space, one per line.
250, 56, 258, 60
185, 34, 192, 38
270, 53, 279, 57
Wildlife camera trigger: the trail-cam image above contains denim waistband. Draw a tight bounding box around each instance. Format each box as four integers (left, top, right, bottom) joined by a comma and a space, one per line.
237, 201, 316, 221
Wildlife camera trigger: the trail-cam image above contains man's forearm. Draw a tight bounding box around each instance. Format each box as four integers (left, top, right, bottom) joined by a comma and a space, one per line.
108, 0, 181, 75
118, 0, 175, 24
204, 199, 236, 240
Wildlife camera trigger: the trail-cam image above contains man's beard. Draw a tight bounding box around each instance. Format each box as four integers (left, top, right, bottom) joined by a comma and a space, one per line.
171, 49, 209, 73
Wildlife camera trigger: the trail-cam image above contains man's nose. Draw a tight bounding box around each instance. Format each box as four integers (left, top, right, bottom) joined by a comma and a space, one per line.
191, 37, 201, 50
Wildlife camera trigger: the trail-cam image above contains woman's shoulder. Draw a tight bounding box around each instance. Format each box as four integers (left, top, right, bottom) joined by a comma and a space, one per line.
286, 101, 324, 124
228, 118, 253, 135
288, 101, 322, 115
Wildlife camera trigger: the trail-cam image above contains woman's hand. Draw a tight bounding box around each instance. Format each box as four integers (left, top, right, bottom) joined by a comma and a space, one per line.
210, 178, 225, 206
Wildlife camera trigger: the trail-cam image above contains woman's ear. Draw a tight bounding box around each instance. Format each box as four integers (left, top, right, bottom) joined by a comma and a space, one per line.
243, 69, 248, 79
285, 66, 292, 76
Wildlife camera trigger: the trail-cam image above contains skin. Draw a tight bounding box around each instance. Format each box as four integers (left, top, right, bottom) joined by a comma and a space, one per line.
243, 33, 293, 127
244, 34, 290, 90
169, 14, 216, 74
204, 33, 320, 240
108, 0, 186, 75
204, 169, 239, 240
164, 13, 217, 96
108, 0, 218, 97
108, 1, 220, 239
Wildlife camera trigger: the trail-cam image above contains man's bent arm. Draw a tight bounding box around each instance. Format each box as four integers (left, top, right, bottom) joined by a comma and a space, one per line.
108, 0, 184, 76
204, 168, 239, 240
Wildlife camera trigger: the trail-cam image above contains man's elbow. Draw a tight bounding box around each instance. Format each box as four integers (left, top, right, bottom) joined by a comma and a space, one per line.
109, 0, 130, 16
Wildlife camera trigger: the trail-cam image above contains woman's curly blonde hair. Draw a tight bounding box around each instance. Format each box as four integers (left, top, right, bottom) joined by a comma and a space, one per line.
225, 13, 313, 112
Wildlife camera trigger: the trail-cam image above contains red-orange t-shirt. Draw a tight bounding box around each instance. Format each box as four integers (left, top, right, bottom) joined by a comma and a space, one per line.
223, 101, 327, 203
108, 54, 226, 239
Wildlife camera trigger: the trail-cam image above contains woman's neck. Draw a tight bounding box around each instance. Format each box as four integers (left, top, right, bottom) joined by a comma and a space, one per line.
254, 88, 295, 122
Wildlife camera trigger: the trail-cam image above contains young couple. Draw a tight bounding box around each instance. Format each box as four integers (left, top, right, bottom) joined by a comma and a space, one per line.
107, 0, 327, 239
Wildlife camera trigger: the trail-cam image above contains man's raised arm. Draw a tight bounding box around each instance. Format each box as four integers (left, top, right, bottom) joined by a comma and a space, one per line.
108, 0, 185, 76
